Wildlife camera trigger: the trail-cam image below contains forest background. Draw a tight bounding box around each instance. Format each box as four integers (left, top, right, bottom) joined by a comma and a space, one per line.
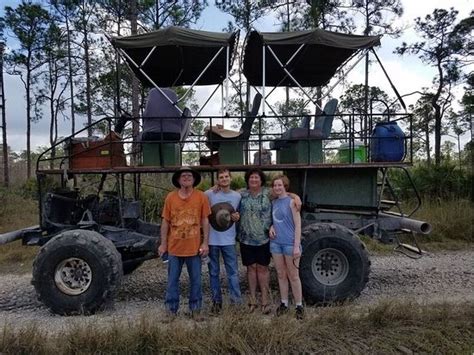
0, 0, 472, 201
0, 3, 472, 352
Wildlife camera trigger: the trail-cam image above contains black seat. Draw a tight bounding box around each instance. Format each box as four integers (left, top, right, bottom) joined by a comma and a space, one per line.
271, 98, 338, 150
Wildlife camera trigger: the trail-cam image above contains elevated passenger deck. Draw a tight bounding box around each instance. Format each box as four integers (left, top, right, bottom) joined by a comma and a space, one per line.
37, 111, 413, 177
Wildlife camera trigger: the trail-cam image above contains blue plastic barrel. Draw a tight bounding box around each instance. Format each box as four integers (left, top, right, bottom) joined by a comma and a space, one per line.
370, 121, 405, 162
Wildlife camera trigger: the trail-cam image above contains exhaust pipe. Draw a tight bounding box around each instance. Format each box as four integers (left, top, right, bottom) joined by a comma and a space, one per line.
0, 225, 39, 245
399, 218, 432, 235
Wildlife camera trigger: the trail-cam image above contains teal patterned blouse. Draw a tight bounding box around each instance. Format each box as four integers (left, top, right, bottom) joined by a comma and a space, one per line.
237, 187, 272, 246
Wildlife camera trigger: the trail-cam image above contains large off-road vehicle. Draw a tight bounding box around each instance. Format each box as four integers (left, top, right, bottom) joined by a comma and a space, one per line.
0, 27, 431, 315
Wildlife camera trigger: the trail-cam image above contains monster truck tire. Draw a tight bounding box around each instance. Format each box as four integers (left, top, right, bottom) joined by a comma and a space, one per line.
122, 260, 144, 275
300, 223, 370, 305
32, 229, 123, 315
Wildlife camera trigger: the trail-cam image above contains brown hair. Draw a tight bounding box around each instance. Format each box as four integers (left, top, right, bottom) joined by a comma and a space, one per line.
272, 174, 290, 191
244, 168, 266, 187
217, 168, 231, 178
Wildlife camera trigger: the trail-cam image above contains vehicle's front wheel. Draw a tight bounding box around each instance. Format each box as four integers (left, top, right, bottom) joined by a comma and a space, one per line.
300, 223, 370, 305
32, 230, 123, 315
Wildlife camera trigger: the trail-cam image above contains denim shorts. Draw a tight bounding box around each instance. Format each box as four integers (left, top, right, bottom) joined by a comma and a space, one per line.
270, 242, 302, 256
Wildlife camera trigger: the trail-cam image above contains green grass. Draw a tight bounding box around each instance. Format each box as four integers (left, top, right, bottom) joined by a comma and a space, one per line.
0, 190, 38, 233
1, 301, 473, 354
0, 191, 39, 273
413, 199, 473, 243
361, 198, 473, 253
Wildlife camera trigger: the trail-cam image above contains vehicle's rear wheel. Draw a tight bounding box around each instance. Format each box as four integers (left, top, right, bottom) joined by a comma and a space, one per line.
32, 230, 123, 315
300, 223, 370, 304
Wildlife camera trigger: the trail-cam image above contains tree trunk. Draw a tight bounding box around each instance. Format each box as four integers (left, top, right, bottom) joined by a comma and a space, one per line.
130, 0, 140, 166
425, 121, 431, 165
65, 13, 75, 136
49, 88, 54, 170
84, 30, 92, 137
457, 134, 461, 165
26, 67, 32, 179
432, 57, 445, 166
433, 104, 442, 165
115, 16, 121, 118
0, 43, 9, 187
362, 1, 370, 144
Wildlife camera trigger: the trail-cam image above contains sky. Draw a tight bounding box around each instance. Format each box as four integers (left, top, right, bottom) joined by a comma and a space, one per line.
0, 0, 472, 153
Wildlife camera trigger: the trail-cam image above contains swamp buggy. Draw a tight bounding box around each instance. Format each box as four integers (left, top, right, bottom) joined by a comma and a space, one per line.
0, 27, 431, 315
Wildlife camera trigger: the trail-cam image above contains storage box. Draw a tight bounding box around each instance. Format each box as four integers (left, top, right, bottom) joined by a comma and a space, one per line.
218, 141, 244, 165
277, 140, 323, 164
337, 141, 367, 163
142, 142, 180, 166
68, 132, 126, 169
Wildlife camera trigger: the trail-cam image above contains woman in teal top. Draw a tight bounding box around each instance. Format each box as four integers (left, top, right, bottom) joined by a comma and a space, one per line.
238, 169, 273, 314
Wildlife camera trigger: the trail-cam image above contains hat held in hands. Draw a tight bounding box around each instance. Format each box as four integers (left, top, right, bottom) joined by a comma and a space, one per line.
209, 202, 235, 232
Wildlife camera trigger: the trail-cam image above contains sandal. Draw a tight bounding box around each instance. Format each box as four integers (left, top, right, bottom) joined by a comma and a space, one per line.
248, 303, 258, 313
261, 304, 272, 315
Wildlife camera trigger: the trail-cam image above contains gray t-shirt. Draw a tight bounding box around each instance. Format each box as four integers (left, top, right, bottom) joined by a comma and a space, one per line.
205, 189, 241, 246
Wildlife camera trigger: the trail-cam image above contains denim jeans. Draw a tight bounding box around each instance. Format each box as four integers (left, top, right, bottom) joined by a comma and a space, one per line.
208, 245, 242, 304
165, 254, 202, 314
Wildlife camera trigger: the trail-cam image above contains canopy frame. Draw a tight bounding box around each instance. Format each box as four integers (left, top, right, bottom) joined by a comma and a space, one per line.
110, 27, 239, 117
243, 29, 381, 116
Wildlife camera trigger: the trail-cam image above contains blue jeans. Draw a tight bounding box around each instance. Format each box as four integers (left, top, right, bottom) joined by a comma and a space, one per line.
165, 254, 202, 314
208, 245, 242, 304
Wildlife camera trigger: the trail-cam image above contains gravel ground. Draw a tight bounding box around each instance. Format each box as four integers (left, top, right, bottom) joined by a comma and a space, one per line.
0, 248, 473, 332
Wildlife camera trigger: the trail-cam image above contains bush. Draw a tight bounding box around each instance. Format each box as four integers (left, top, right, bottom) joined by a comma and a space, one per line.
413, 199, 473, 243
0, 188, 38, 232
15, 176, 63, 200
388, 163, 472, 201
230, 175, 246, 190
139, 186, 168, 223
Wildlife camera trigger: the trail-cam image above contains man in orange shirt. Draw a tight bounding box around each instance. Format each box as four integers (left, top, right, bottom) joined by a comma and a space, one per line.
158, 167, 210, 319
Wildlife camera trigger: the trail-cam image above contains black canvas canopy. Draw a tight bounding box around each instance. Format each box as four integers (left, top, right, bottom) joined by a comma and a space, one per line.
111, 26, 238, 87
243, 29, 381, 87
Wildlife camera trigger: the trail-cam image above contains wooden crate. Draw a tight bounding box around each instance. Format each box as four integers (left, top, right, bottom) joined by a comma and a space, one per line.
69, 132, 126, 169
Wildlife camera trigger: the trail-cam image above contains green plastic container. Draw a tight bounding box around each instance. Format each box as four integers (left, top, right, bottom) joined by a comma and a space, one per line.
277, 140, 323, 164
218, 141, 244, 165
142, 142, 180, 166
337, 141, 367, 163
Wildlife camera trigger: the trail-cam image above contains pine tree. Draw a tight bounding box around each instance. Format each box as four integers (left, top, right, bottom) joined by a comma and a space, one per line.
3, 2, 50, 179
396, 8, 472, 165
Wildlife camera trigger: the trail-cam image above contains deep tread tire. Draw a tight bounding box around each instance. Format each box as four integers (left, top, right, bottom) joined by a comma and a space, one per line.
32, 230, 123, 315
300, 223, 370, 305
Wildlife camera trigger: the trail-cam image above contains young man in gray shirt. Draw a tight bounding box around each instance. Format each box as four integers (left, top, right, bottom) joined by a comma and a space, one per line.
205, 169, 242, 313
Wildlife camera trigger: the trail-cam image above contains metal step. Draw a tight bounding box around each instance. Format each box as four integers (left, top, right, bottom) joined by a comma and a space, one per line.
383, 210, 405, 217
380, 199, 399, 206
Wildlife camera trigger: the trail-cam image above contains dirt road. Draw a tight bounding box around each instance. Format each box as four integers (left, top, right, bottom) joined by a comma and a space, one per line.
1, 249, 473, 332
